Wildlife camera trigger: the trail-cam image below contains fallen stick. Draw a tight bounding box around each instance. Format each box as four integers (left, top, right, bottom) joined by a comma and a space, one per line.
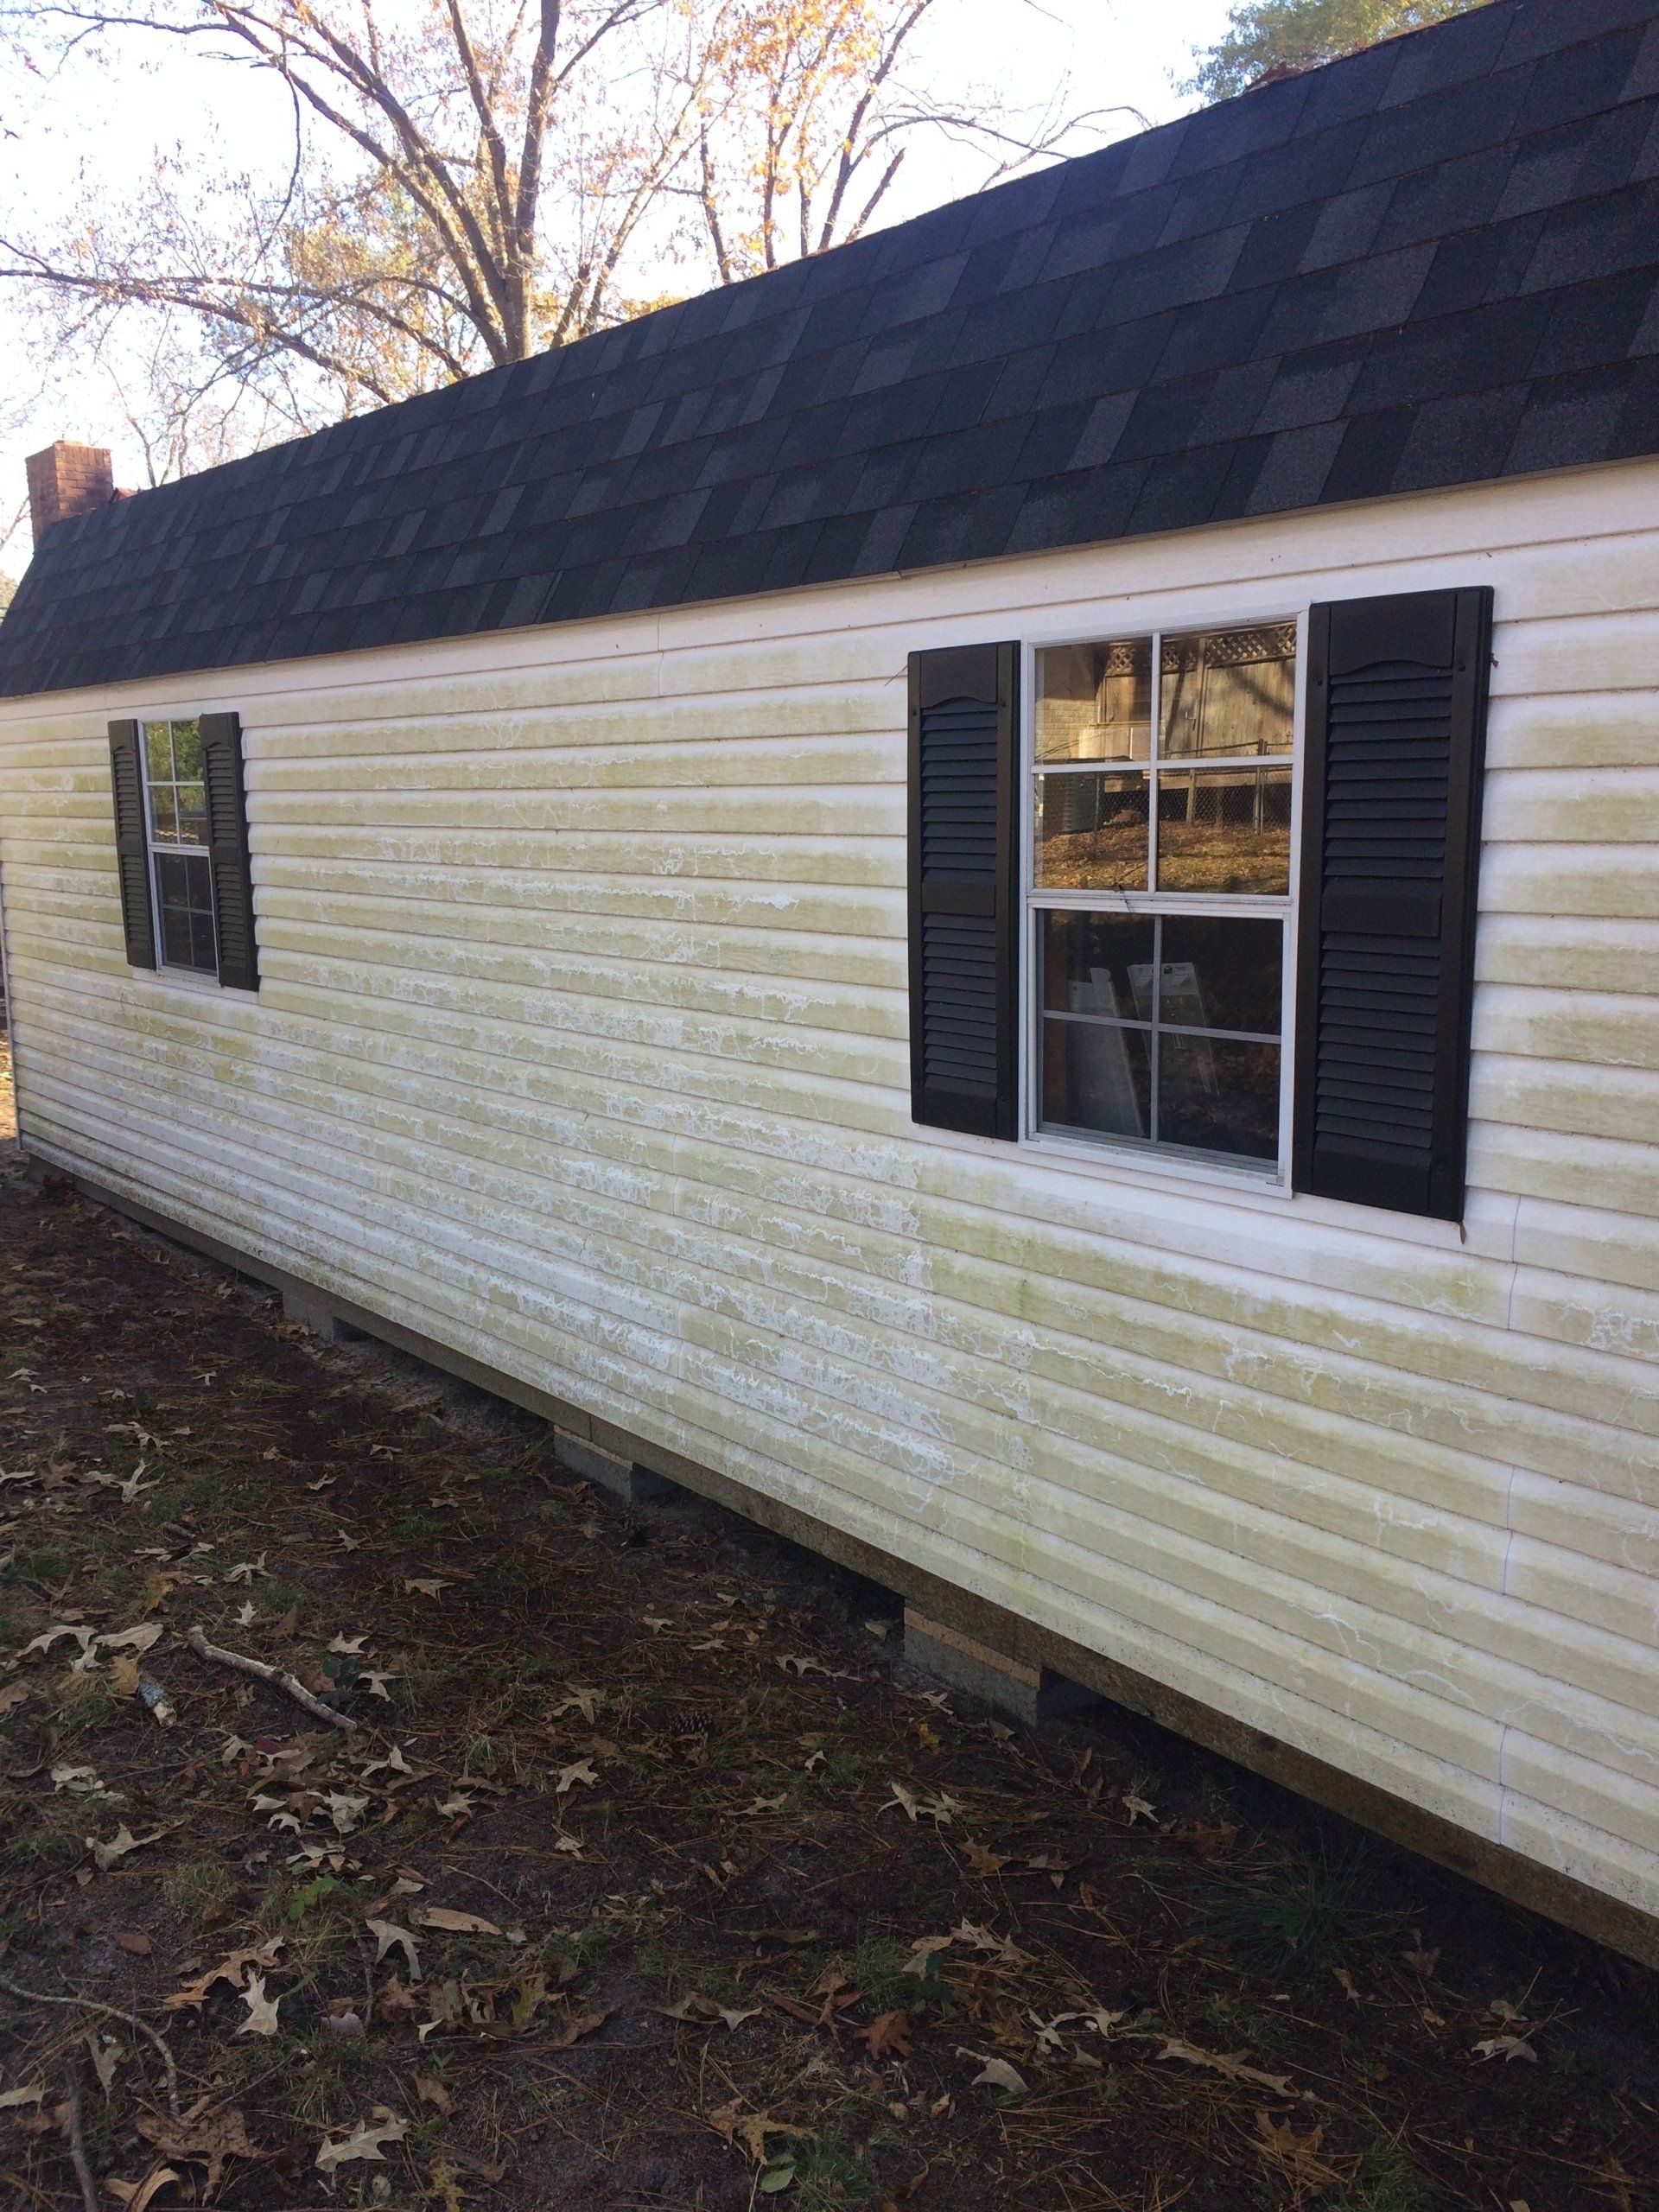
61, 2059, 99, 2212
185, 1625, 359, 1734
0, 1974, 179, 2117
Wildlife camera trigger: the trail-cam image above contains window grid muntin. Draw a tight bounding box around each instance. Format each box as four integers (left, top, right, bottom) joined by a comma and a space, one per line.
1025, 618, 1301, 1180
141, 717, 218, 977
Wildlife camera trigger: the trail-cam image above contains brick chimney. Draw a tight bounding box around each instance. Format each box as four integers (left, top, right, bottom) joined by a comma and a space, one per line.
26, 441, 116, 544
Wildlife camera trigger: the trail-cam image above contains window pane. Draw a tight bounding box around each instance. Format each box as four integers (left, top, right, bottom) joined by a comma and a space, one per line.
175, 782, 209, 845
149, 785, 180, 842
189, 907, 219, 972
169, 720, 204, 780
144, 722, 173, 782
1036, 638, 1153, 763
1160, 623, 1296, 760
1035, 771, 1149, 890
1157, 765, 1291, 893
1159, 916, 1282, 1037
1041, 1016, 1151, 1140
156, 852, 217, 974
159, 903, 194, 966
1040, 910, 1155, 1020
1160, 1036, 1280, 1160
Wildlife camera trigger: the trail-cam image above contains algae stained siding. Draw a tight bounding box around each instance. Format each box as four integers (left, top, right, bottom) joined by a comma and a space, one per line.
1, 457, 1656, 1922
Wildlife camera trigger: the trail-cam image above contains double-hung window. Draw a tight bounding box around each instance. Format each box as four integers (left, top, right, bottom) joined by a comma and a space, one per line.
141, 717, 219, 975
108, 710, 259, 990
1030, 623, 1297, 1172
908, 589, 1491, 1223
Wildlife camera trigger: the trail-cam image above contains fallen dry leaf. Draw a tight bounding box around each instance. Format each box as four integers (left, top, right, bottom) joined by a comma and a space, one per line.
964, 2052, 1027, 2095
136, 2107, 264, 2192
238, 1971, 282, 2037
1472, 2035, 1537, 2063
366, 1917, 423, 1980
413, 2070, 454, 2115
1158, 2039, 1294, 2095
164, 1942, 283, 2012
87, 1824, 165, 1872
413, 1905, 503, 1936
404, 1577, 452, 1599
107, 2166, 182, 2211
962, 1839, 1009, 1877
1253, 2110, 1343, 2190
547, 2006, 609, 2049
708, 2105, 813, 2164
556, 1758, 598, 1796
904, 1934, 954, 1976
861, 2010, 913, 2059
315, 2110, 409, 2171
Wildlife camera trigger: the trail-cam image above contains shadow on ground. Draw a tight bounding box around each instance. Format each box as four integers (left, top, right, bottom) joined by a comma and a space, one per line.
0, 1127, 1655, 2210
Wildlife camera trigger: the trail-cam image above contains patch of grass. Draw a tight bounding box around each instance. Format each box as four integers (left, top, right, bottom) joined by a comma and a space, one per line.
1328, 2136, 1435, 2212
286, 2035, 380, 2127
53, 1669, 118, 1740
161, 1859, 239, 1923
391, 1512, 448, 1540
2, 1791, 91, 1872
778, 2128, 883, 2209
13, 1541, 75, 1584
1209, 1836, 1395, 1975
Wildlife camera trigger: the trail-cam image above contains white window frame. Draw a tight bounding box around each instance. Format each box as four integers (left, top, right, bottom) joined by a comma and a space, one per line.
1018, 609, 1307, 1192
139, 717, 219, 978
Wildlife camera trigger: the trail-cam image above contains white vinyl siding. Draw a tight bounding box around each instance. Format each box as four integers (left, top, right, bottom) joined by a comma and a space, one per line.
2, 457, 1657, 1921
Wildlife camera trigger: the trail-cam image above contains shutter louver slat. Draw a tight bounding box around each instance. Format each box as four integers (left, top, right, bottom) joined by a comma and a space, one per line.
1293, 589, 1492, 1221
200, 712, 259, 992
908, 643, 1019, 1139
107, 719, 156, 969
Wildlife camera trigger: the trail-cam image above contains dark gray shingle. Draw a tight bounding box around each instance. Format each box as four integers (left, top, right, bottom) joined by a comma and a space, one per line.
3, 0, 1658, 699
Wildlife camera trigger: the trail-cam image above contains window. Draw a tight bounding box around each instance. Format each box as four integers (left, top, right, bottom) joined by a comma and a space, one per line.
1030, 621, 1297, 1171
141, 717, 218, 975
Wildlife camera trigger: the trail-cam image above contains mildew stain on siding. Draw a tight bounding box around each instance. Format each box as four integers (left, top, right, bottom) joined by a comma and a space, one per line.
3, 464, 1659, 1922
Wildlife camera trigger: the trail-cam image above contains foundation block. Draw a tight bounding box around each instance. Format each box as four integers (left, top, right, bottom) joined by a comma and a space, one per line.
902, 1607, 1097, 1727
554, 1429, 677, 1506
282, 1286, 361, 1342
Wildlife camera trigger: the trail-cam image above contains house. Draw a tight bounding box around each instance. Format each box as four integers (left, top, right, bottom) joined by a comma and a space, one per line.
2, 0, 1656, 1965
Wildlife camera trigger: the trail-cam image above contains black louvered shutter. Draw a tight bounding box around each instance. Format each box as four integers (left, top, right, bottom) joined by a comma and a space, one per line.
908, 643, 1020, 1139
108, 719, 156, 969
200, 712, 260, 991
1293, 588, 1492, 1221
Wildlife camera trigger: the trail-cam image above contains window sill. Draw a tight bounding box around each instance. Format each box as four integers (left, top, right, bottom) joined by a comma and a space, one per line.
126, 963, 259, 1001
1022, 1124, 1287, 1200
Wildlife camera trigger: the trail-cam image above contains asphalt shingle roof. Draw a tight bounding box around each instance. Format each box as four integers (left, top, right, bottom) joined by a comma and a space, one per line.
3, 0, 1658, 698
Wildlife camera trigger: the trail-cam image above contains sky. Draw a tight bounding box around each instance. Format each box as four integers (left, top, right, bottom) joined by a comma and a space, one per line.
0, 0, 1239, 575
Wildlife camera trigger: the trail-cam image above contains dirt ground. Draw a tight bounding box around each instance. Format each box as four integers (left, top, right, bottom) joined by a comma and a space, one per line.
1, 1022, 1656, 2212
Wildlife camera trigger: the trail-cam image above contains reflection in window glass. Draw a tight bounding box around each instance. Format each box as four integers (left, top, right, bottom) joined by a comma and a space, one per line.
141, 718, 218, 976
1041, 911, 1155, 1019
1160, 624, 1296, 760
1158, 915, 1283, 1037
1160, 1036, 1280, 1160
1156, 765, 1292, 893
1030, 620, 1295, 1171
1042, 1016, 1151, 1140
1037, 912, 1285, 1163
1035, 638, 1153, 762
1034, 771, 1149, 890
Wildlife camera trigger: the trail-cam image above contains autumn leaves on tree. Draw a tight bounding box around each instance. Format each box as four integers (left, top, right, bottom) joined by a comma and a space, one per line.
0, 0, 1117, 467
